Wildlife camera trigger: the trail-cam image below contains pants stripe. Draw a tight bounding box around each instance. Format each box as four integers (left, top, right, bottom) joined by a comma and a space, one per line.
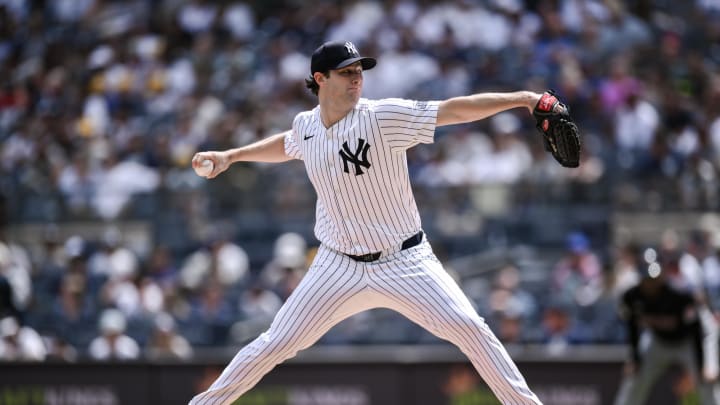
192, 247, 366, 404
189, 242, 541, 405
372, 261, 512, 402
370, 244, 537, 403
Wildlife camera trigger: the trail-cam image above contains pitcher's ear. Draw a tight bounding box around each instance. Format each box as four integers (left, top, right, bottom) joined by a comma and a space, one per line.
313, 71, 328, 83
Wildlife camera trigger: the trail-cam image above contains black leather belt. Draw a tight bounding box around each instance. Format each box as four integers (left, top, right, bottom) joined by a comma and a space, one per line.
346, 231, 424, 262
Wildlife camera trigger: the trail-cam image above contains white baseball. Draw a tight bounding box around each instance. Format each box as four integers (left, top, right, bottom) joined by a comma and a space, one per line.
195, 159, 214, 177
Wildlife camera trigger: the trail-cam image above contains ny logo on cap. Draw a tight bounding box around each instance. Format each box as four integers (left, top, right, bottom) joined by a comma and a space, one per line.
344, 42, 359, 57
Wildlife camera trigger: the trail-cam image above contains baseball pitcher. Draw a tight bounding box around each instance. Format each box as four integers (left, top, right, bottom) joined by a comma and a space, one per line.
189, 40, 581, 405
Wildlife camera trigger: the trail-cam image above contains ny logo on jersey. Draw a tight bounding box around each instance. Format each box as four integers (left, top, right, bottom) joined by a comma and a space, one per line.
344, 41, 359, 57
339, 139, 371, 175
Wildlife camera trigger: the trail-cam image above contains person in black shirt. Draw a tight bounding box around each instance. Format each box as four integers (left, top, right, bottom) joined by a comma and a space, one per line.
614, 249, 720, 405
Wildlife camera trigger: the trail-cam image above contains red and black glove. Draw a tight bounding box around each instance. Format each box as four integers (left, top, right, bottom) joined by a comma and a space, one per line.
533, 90, 581, 168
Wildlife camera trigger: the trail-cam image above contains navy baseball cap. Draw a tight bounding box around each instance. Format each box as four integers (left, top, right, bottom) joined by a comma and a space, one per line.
311, 41, 376, 74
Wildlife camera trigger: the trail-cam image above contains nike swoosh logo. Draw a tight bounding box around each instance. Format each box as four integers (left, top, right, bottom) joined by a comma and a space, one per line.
303, 135, 315, 140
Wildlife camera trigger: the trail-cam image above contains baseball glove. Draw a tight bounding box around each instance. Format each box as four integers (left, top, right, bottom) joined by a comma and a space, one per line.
533, 90, 581, 168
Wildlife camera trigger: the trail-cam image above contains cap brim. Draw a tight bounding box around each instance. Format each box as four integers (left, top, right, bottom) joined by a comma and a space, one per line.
335, 57, 376, 71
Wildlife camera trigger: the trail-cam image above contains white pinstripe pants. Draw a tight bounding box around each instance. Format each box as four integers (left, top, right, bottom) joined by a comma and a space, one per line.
189, 239, 542, 405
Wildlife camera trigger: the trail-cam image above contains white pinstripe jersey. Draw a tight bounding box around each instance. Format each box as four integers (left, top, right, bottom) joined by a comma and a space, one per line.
284, 98, 440, 255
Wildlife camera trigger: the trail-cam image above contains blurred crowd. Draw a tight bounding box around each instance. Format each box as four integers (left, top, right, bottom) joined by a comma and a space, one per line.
2, 218, 720, 361
1, 0, 720, 360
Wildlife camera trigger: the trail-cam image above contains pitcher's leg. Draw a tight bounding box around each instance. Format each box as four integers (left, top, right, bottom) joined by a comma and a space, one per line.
370, 243, 542, 405
189, 249, 370, 405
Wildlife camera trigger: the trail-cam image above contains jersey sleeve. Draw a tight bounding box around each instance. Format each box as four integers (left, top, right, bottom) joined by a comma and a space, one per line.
374, 98, 440, 151
284, 115, 304, 160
